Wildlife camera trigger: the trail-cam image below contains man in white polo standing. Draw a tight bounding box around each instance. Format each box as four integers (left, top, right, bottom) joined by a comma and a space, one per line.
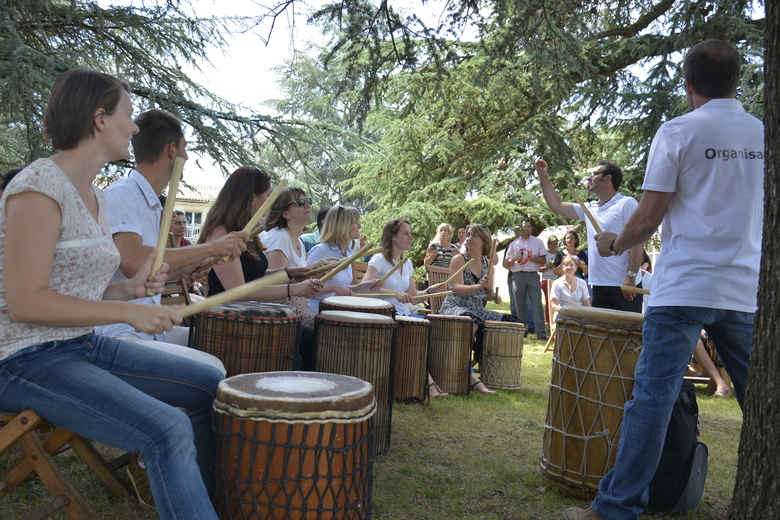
563, 39, 763, 520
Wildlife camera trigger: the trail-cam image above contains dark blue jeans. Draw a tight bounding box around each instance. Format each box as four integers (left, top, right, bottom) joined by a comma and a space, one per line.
592, 306, 752, 519
0, 333, 223, 520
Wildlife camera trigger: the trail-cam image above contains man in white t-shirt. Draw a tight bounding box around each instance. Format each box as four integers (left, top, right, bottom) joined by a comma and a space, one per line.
536, 160, 643, 313
564, 40, 763, 520
503, 219, 548, 340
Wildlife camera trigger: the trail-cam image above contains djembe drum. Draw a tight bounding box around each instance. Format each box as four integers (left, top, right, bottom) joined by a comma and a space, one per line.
540, 306, 644, 498
212, 372, 375, 520
189, 302, 300, 377
315, 311, 396, 454
319, 296, 396, 319
480, 320, 526, 390
427, 314, 473, 395
393, 316, 430, 403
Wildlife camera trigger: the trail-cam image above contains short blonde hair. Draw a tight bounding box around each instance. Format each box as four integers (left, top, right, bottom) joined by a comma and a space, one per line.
561, 254, 577, 266
320, 205, 360, 251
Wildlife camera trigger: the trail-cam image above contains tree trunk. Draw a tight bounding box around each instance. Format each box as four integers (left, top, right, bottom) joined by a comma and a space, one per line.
728, 1, 780, 517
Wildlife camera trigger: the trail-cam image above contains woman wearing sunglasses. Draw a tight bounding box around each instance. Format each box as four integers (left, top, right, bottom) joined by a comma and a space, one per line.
261, 187, 336, 329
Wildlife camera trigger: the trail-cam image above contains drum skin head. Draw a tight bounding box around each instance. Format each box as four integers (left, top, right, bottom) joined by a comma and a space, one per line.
322, 296, 394, 310
426, 314, 473, 322
216, 371, 375, 414
318, 310, 395, 325
204, 301, 298, 319
557, 305, 643, 329
395, 316, 430, 325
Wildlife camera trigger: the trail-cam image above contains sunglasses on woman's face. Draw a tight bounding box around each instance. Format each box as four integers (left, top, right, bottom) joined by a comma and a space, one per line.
283, 197, 312, 209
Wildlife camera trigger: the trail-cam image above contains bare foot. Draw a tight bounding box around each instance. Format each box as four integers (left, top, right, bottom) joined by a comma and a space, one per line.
428, 382, 450, 398
471, 380, 497, 395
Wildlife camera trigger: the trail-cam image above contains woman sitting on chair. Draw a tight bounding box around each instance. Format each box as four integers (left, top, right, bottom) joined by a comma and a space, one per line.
439, 224, 518, 395
0, 68, 236, 520
197, 166, 324, 370
364, 218, 449, 397
306, 205, 380, 311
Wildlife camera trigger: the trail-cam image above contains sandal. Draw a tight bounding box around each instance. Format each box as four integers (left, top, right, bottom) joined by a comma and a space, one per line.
714, 387, 732, 398
470, 380, 497, 395
428, 382, 450, 398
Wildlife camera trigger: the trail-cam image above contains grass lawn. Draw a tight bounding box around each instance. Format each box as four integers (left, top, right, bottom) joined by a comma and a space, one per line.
0, 320, 742, 519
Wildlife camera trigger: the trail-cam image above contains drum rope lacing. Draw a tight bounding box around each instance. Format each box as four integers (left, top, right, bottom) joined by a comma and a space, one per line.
541, 317, 643, 488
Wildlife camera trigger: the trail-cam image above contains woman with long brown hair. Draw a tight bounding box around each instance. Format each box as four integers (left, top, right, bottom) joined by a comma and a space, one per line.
364, 218, 450, 397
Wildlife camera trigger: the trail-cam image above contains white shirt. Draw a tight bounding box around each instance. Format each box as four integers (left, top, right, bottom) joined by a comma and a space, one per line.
642, 98, 763, 312
505, 235, 546, 273
260, 227, 307, 268
573, 193, 638, 287
551, 277, 589, 320
368, 255, 414, 316
306, 242, 351, 311
96, 170, 163, 341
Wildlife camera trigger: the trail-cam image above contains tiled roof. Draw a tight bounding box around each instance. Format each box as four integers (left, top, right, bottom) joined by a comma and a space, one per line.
165, 184, 221, 203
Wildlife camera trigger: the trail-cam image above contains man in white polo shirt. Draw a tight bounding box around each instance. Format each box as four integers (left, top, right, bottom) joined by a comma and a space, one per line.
536, 159, 643, 312
503, 219, 548, 340
563, 39, 763, 520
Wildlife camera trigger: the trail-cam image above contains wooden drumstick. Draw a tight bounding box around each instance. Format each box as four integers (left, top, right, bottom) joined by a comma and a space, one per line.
568, 183, 602, 234
178, 270, 288, 318
319, 242, 375, 283
412, 291, 452, 301
620, 285, 650, 295
442, 258, 475, 287
487, 238, 498, 281
304, 247, 382, 279
148, 156, 184, 296
193, 180, 289, 275
375, 254, 407, 286
243, 179, 287, 237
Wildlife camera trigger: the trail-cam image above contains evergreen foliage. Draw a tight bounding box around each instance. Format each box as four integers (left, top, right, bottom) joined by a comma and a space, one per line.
281, 0, 764, 252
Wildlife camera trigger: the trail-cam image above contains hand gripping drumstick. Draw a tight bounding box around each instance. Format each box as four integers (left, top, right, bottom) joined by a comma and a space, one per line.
304, 247, 383, 279
620, 285, 650, 295
148, 156, 185, 296
193, 179, 288, 275
375, 254, 407, 286
567, 183, 602, 234
319, 242, 376, 283
178, 270, 288, 318
442, 258, 475, 287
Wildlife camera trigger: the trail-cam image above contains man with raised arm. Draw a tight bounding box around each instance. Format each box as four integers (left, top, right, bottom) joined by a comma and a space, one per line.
536, 159, 643, 313
562, 39, 763, 520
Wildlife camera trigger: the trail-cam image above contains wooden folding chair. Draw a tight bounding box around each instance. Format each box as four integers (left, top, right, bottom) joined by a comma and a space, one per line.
425, 266, 450, 313
0, 410, 129, 520
351, 261, 368, 285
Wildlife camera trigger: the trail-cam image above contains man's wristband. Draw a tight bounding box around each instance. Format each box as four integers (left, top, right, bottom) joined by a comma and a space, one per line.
609, 238, 625, 257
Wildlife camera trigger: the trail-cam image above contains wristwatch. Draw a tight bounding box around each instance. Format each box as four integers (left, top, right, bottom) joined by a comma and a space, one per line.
609, 238, 625, 257
626, 271, 637, 278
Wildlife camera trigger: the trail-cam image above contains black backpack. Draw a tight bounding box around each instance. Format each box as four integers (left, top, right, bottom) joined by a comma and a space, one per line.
647, 379, 708, 513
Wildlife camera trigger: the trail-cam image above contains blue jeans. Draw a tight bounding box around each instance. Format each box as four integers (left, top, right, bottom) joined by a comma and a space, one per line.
0, 333, 223, 520
592, 306, 752, 519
